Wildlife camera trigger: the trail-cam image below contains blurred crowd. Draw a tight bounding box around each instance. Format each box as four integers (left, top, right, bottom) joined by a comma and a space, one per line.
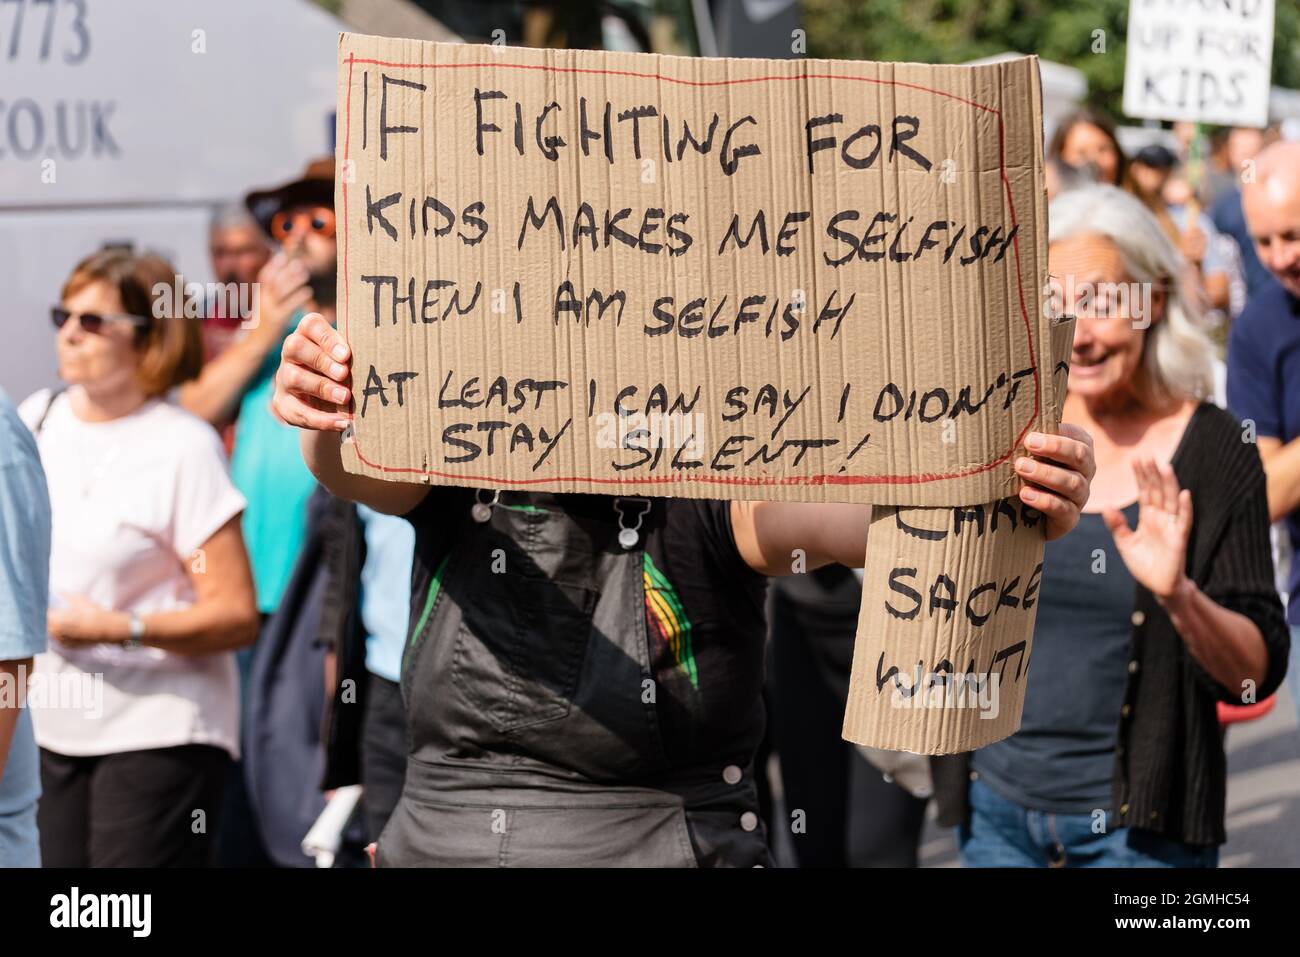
0, 113, 1297, 868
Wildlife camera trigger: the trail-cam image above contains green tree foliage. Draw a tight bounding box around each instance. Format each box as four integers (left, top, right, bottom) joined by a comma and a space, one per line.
803, 0, 1300, 121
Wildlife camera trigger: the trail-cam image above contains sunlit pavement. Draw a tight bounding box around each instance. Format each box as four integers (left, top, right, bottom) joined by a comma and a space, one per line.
917, 686, 1300, 868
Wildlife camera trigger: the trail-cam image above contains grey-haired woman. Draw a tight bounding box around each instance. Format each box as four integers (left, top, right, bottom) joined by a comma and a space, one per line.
935, 185, 1290, 867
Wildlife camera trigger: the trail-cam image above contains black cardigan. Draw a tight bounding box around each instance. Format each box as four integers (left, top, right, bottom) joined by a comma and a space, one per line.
931, 402, 1290, 847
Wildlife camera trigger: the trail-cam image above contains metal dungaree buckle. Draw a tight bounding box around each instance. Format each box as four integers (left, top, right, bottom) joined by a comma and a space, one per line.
613, 497, 652, 549
471, 489, 501, 523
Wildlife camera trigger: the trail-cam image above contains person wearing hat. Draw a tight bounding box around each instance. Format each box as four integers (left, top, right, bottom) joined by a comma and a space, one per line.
1128, 144, 1179, 202
181, 157, 335, 619
180, 158, 336, 865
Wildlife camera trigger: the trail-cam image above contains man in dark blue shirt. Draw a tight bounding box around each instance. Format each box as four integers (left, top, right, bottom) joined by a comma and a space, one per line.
1212, 186, 1275, 299
1211, 127, 1274, 301
1226, 140, 1300, 724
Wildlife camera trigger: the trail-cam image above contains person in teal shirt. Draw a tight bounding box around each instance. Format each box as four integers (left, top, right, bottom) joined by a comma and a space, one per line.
229, 324, 318, 613
179, 158, 338, 865
182, 159, 338, 611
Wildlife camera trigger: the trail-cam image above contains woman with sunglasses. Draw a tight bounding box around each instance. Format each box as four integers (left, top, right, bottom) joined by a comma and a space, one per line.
19, 249, 259, 867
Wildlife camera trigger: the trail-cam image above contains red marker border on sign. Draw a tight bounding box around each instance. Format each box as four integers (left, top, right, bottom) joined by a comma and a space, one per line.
339, 51, 1040, 490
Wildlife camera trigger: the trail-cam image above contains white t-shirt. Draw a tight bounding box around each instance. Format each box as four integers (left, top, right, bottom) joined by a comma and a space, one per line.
18, 388, 247, 758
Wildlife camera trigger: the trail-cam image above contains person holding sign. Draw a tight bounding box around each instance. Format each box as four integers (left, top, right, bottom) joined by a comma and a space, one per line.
934, 185, 1289, 868
181, 159, 333, 866
271, 314, 1095, 867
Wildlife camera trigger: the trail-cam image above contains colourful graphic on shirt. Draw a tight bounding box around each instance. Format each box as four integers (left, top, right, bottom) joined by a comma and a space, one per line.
643, 553, 698, 689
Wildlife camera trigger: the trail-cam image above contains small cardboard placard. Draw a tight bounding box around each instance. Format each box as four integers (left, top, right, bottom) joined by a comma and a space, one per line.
843, 498, 1046, 753
335, 34, 1056, 507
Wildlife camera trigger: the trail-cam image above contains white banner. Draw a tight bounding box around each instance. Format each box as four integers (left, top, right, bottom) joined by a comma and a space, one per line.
1123, 0, 1275, 128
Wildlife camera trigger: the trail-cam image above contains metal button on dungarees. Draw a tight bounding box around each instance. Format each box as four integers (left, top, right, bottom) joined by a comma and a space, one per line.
1128, 659, 1139, 675
740, 811, 758, 832
1131, 610, 1146, 627
723, 765, 742, 785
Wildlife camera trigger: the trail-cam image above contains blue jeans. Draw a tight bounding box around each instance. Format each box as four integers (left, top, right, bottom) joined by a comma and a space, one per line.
959, 777, 1218, 868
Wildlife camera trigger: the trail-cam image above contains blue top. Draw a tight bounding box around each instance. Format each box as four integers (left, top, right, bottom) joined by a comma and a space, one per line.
0, 386, 51, 867
1227, 282, 1300, 622
229, 319, 318, 614
1210, 186, 1273, 299
972, 506, 1137, 813
358, 505, 415, 683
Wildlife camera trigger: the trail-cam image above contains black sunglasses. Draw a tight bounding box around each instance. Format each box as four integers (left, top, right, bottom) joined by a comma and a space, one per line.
51, 306, 152, 334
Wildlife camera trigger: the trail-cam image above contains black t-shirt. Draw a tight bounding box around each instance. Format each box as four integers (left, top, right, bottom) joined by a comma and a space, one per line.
401, 488, 770, 770
770, 568, 861, 702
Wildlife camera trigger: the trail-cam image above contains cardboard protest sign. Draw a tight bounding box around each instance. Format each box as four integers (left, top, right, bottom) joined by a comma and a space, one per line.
334, 33, 1057, 507
843, 318, 1074, 754
1123, 0, 1275, 128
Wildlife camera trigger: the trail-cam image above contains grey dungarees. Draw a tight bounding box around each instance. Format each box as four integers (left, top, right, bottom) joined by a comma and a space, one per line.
376, 491, 771, 867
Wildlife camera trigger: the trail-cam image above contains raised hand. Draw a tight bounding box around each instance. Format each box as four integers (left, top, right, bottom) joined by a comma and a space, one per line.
251, 252, 314, 343
1102, 457, 1192, 599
